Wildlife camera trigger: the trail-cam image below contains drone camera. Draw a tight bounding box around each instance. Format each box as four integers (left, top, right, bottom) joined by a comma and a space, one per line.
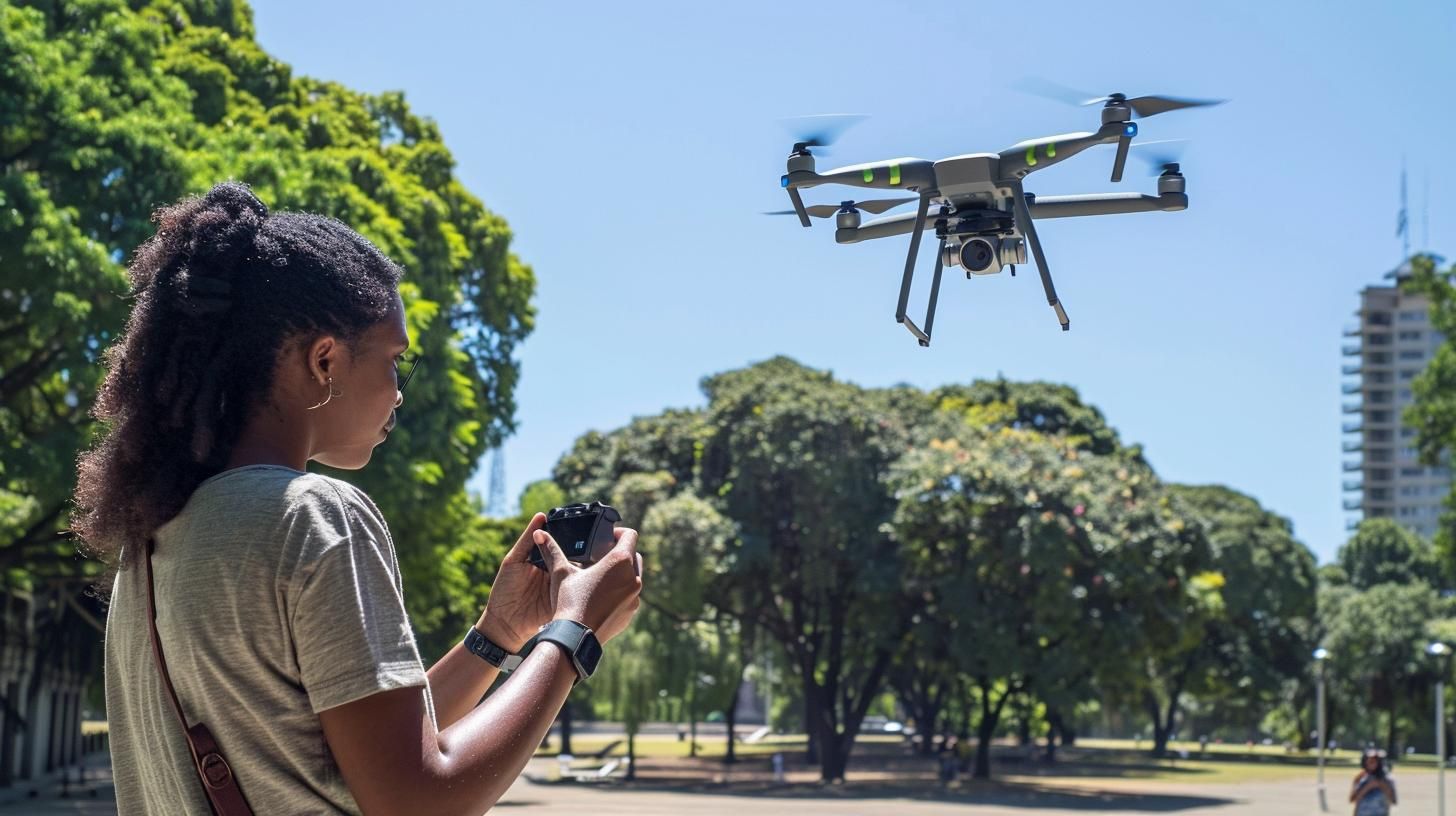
960, 237, 1000, 275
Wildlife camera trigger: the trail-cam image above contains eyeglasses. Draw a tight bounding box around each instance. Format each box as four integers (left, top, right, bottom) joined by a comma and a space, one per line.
396, 351, 424, 394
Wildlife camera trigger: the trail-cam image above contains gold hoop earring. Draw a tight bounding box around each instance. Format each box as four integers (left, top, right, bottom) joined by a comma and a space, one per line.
306, 376, 342, 411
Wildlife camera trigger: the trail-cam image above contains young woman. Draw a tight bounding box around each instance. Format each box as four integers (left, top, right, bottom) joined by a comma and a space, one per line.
74, 182, 643, 814
1350, 748, 1398, 816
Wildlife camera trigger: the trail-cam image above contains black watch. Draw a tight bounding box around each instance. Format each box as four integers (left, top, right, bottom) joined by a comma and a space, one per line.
463, 626, 524, 673
525, 620, 603, 683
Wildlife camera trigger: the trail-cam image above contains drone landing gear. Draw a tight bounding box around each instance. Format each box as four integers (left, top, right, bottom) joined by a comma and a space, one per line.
1011, 183, 1070, 331
893, 195, 947, 347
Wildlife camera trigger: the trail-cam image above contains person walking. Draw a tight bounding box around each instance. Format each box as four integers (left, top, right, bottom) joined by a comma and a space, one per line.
1350, 748, 1398, 816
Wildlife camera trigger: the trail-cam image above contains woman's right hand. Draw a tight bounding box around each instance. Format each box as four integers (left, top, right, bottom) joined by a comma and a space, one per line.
533, 526, 643, 643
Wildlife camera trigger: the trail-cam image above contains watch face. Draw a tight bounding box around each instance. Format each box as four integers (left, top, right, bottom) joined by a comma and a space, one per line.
577, 634, 604, 675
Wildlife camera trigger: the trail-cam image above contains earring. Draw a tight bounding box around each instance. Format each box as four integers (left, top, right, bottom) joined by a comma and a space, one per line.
306, 376, 342, 411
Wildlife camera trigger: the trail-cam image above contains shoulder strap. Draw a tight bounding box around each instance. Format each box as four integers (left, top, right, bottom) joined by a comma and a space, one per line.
145, 537, 255, 815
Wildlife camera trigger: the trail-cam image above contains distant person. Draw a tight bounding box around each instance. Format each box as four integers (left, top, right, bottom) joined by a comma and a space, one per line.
76, 182, 644, 814
1349, 748, 1397, 816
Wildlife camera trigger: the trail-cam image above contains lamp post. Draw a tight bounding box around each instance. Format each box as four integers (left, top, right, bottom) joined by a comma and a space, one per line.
1314, 647, 1330, 812
1429, 642, 1452, 816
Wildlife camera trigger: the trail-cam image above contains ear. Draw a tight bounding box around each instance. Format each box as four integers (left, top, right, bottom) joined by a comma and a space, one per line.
307, 335, 339, 383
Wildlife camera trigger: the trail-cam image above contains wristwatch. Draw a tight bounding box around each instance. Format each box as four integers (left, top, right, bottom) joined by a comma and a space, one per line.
463, 626, 524, 673
523, 620, 603, 684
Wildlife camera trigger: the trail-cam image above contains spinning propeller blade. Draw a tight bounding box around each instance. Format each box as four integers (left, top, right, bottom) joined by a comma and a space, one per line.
763, 197, 917, 219
779, 114, 867, 152
1016, 79, 1225, 119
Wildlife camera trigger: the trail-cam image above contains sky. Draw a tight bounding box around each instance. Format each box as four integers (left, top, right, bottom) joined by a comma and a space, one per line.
248, 0, 1456, 563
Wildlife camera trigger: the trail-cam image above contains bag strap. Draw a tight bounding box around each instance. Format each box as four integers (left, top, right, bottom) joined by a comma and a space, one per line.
144, 537, 255, 815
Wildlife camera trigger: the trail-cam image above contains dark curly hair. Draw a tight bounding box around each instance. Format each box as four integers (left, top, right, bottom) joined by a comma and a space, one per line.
71, 181, 402, 593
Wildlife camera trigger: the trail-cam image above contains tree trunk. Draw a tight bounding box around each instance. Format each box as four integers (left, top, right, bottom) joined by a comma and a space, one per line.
972, 679, 1011, 780
559, 700, 573, 755
724, 678, 739, 764
1387, 698, 1398, 758
626, 730, 636, 781
1045, 708, 1063, 764
802, 686, 819, 764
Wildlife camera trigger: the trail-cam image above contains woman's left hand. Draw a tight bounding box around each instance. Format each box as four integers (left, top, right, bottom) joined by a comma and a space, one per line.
475, 513, 555, 653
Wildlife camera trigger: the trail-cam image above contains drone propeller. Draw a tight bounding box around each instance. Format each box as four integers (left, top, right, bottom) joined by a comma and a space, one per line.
779, 114, 867, 153
1129, 139, 1189, 174
1014, 78, 1224, 119
1099, 139, 1191, 174
1082, 93, 1224, 119
764, 197, 917, 218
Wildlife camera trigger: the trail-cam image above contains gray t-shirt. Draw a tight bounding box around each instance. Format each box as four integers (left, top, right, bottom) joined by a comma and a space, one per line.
104, 464, 437, 814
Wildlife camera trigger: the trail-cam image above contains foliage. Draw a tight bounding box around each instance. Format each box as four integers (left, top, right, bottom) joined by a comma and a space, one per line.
0, 0, 535, 660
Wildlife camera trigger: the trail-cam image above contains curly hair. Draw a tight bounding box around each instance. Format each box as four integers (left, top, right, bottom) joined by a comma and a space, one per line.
71, 181, 402, 594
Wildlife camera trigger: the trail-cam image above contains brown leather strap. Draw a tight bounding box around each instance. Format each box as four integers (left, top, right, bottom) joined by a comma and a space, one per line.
145, 537, 254, 815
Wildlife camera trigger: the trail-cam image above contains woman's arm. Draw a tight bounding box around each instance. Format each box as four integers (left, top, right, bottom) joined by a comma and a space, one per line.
322, 642, 577, 815
322, 527, 642, 815
425, 614, 520, 731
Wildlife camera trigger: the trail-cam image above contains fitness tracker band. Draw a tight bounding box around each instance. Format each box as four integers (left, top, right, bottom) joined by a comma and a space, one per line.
463, 626, 524, 673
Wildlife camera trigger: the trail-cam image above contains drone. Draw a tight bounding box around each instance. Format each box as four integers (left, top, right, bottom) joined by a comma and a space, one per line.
770, 87, 1223, 346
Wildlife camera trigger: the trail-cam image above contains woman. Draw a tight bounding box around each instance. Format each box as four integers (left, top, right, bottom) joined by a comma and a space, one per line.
1349, 748, 1397, 816
75, 182, 643, 814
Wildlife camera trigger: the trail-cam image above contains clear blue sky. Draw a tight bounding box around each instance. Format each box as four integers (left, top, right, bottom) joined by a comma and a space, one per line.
249, 0, 1455, 563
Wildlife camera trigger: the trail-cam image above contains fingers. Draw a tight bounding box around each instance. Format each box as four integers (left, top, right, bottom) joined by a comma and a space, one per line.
503, 513, 548, 563
532, 529, 575, 575
611, 526, 639, 562
634, 551, 643, 578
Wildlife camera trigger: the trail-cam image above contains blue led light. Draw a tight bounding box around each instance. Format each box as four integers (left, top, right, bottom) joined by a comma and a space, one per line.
1124, 123, 1138, 137
781, 175, 789, 188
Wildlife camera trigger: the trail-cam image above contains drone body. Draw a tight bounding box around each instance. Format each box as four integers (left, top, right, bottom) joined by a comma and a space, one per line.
773, 93, 1217, 346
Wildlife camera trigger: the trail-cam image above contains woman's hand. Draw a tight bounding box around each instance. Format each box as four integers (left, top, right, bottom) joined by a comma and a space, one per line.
474, 513, 556, 653
534, 525, 643, 644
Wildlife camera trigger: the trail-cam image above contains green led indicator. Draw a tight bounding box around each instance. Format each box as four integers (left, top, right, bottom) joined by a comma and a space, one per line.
1025, 146, 1038, 167
862, 168, 874, 183
889, 163, 901, 185
1046, 142, 1057, 158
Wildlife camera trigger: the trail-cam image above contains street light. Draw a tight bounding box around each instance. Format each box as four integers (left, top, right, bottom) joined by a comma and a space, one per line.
1428, 641, 1452, 816
1314, 647, 1330, 813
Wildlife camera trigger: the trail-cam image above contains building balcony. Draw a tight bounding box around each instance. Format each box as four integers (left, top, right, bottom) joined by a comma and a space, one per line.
1343, 420, 1364, 433
1346, 518, 1362, 530
1343, 364, 1362, 375
1344, 324, 1361, 337
1343, 479, 1363, 491
1343, 498, 1363, 511
1343, 344, 1362, 356
1343, 402, 1363, 414
1343, 460, 1363, 472
1343, 440, 1363, 452
1342, 383, 1362, 395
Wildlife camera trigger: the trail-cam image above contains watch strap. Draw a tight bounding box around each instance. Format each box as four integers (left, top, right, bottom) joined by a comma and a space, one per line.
531, 619, 602, 682
463, 626, 523, 673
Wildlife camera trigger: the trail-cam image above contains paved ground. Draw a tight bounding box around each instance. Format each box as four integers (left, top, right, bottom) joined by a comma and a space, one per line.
2, 758, 1450, 814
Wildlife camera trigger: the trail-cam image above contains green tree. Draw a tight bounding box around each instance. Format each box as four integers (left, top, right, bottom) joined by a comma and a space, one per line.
1, 0, 536, 661
1167, 485, 1318, 732
1322, 581, 1442, 754
698, 357, 912, 782
1337, 518, 1441, 591
1398, 253, 1456, 579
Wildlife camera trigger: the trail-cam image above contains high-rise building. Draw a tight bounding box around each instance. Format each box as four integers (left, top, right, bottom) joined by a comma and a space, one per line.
1342, 258, 1450, 538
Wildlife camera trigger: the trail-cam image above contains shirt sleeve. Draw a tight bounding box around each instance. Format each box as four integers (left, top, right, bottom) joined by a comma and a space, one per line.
287, 482, 427, 714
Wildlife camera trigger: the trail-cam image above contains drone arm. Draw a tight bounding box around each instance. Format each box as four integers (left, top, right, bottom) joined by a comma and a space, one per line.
997, 126, 1121, 179
1011, 182, 1069, 331
1028, 190, 1187, 219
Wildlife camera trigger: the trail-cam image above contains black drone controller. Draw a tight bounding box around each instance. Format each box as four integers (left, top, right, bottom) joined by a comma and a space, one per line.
528, 501, 622, 570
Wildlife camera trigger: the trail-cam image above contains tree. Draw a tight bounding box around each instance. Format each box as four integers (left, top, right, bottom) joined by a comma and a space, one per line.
890, 424, 1210, 774
1337, 518, 1441, 591
698, 357, 913, 782
1398, 253, 1456, 579
1322, 581, 1442, 754
1, 0, 536, 661
1167, 485, 1318, 733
